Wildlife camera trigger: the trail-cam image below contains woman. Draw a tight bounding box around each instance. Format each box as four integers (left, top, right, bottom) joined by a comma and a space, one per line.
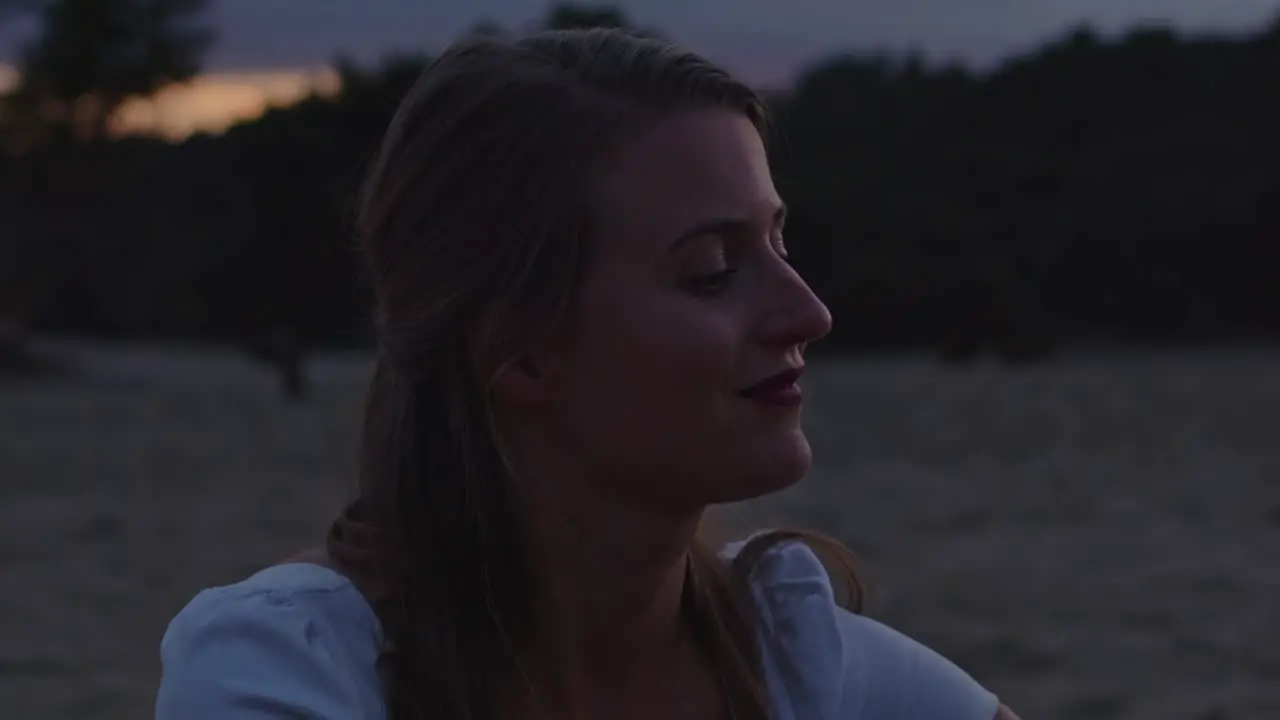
155, 28, 1020, 720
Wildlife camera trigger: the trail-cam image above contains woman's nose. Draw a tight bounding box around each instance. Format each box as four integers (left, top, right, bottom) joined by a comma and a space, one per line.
757, 265, 833, 348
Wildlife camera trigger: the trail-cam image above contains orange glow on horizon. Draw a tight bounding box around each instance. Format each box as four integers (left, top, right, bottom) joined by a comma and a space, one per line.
0, 65, 17, 94
0, 64, 341, 141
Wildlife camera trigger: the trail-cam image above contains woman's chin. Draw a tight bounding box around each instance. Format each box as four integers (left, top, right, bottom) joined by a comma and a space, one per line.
718, 430, 813, 503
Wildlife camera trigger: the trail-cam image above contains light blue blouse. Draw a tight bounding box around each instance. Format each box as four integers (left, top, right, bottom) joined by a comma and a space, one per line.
155, 539, 999, 719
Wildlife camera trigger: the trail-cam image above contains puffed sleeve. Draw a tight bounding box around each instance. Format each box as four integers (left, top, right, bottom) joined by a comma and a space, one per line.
155, 586, 380, 719
735, 537, 1000, 720
834, 609, 999, 719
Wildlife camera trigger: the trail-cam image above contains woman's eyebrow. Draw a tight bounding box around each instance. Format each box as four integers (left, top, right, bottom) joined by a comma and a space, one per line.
666, 203, 787, 254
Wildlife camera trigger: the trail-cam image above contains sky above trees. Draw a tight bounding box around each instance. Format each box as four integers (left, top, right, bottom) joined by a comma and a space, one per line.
2, 0, 1279, 85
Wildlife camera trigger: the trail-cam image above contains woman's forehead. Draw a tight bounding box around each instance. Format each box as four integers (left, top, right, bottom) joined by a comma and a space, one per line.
592, 109, 782, 253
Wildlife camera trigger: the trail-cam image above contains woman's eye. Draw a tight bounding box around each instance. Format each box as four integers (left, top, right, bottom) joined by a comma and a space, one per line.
686, 267, 738, 295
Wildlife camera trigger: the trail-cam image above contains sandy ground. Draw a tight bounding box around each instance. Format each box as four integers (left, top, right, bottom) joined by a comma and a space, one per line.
1, 341, 1277, 719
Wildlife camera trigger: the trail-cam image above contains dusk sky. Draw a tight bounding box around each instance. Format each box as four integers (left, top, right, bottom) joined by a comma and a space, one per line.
4, 0, 1280, 85
2, 0, 1278, 138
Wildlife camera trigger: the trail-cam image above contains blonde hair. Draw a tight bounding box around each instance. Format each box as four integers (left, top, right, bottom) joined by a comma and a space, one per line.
328, 28, 864, 720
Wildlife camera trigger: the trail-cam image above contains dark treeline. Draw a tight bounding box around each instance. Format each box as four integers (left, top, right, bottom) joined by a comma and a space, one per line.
3, 2, 1280, 368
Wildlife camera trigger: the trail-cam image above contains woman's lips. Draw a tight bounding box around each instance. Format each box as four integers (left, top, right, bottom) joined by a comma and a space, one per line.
737, 368, 803, 407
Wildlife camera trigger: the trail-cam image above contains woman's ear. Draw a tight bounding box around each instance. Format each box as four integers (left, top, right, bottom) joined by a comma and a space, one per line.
491, 355, 548, 406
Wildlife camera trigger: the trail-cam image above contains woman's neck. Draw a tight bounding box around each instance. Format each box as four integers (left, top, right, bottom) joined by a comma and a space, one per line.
531, 510, 699, 663
514, 471, 708, 706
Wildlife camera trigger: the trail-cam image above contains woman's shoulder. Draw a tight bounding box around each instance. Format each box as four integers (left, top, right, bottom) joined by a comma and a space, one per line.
723, 536, 1001, 720
155, 562, 385, 719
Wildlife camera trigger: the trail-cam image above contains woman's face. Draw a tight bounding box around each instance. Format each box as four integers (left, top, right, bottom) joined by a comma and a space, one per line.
527, 108, 831, 509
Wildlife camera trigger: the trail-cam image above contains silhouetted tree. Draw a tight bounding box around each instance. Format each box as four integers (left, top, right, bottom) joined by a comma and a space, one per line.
0, 0, 213, 377
543, 3, 631, 31
461, 19, 508, 39
2, 0, 213, 148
